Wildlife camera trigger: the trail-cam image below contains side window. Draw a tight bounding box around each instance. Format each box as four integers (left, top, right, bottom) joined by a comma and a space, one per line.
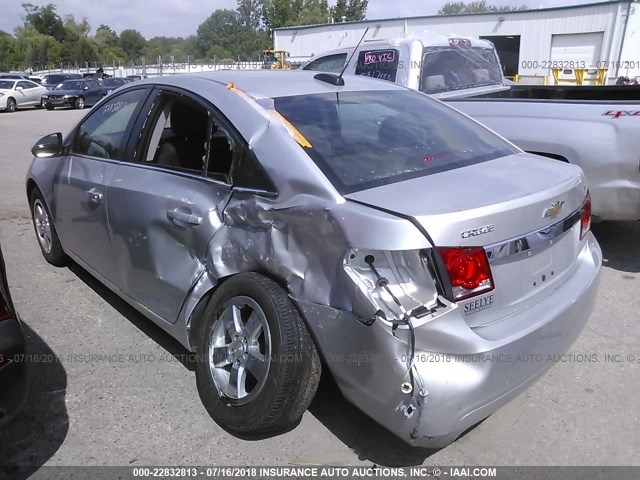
140, 90, 274, 190
17, 81, 31, 89
71, 88, 147, 160
354, 49, 400, 82
141, 93, 211, 175
303, 53, 347, 73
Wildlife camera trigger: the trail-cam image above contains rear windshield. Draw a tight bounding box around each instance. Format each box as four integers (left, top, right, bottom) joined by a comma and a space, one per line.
420, 46, 503, 94
57, 80, 83, 90
272, 90, 515, 193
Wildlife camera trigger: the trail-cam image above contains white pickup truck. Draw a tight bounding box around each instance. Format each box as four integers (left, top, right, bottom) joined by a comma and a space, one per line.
302, 34, 640, 221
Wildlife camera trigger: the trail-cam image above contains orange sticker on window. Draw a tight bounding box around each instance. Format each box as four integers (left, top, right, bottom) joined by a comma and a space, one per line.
267, 110, 312, 148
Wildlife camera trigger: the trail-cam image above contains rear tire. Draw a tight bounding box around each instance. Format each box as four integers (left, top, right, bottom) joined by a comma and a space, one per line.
29, 189, 68, 267
6, 98, 16, 113
74, 97, 85, 109
195, 272, 321, 436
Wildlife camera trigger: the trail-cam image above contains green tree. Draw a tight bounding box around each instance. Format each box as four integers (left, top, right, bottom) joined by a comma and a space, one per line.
237, 0, 264, 30
438, 1, 528, 15
95, 25, 125, 63
298, 0, 329, 25
0, 31, 18, 69
197, 9, 263, 60
22, 3, 65, 41
120, 29, 146, 61
330, 0, 367, 22
262, 0, 303, 29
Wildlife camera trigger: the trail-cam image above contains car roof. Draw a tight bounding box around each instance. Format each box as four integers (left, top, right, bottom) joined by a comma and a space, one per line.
136, 70, 408, 99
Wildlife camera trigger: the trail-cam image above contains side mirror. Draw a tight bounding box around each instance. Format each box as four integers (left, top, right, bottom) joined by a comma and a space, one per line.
31, 133, 63, 158
83, 86, 89, 90
16, 86, 23, 91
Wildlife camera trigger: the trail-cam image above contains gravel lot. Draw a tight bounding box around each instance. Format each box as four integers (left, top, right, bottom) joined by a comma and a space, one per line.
0, 107, 638, 477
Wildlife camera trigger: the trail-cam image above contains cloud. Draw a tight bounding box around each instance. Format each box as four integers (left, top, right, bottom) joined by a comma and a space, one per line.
0, 0, 606, 38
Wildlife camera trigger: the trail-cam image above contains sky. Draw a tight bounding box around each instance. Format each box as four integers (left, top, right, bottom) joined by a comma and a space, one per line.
0, 0, 607, 38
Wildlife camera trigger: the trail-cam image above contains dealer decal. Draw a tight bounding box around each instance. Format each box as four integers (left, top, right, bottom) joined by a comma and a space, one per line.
463, 294, 494, 316
602, 110, 640, 119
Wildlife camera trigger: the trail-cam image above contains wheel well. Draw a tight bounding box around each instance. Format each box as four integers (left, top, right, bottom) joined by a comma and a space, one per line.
26, 179, 39, 202
527, 151, 569, 163
186, 270, 293, 351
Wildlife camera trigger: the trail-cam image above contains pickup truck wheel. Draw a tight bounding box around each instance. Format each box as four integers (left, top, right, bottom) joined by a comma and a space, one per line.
29, 189, 68, 266
6, 98, 16, 113
195, 272, 321, 435
74, 97, 85, 109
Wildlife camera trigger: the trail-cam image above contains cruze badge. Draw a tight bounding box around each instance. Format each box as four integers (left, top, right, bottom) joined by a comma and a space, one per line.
461, 224, 495, 239
543, 201, 564, 219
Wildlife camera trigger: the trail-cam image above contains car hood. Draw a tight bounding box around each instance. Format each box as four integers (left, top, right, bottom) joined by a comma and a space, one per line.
47, 89, 82, 96
344, 152, 588, 246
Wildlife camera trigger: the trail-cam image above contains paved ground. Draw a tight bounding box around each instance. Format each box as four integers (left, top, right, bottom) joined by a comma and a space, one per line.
0, 108, 638, 477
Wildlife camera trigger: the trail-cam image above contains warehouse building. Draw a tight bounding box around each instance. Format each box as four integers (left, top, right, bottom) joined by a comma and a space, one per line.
274, 0, 640, 84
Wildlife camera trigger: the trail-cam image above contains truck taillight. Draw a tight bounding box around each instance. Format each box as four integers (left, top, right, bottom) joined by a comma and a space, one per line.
437, 247, 494, 301
580, 191, 591, 240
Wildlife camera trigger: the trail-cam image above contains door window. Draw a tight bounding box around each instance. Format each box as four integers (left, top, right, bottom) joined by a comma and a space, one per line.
17, 81, 32, 89
141, 93, 214, 175
303, 53, 347, 73
71, 88, 148, 160
138, 89, 275, 191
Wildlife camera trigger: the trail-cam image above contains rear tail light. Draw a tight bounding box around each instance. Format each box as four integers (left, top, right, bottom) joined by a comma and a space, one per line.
580, 191, 591, 240
437, 247, 494, 301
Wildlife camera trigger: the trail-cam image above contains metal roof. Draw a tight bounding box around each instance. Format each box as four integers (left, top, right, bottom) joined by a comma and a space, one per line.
274, 0, 634, 32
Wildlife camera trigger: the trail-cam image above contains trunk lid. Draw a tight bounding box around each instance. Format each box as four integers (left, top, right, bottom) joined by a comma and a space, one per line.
346, 153, 589, 327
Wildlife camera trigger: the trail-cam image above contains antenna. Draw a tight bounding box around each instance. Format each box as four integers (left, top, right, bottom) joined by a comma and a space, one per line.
313, 27, 369, 87
338, 27, 369, 82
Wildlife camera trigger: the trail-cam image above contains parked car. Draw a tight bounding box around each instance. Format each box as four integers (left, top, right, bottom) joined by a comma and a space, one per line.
125, 75, 146, 82
41, 78, 107, 110
0, 79, 49, 112
26, 70, 601, 447
0, 72, 31, 81
101, 77, 129, 94
0, 242, 28, 426
303, 34, 640, 221
40, 73, 83, 91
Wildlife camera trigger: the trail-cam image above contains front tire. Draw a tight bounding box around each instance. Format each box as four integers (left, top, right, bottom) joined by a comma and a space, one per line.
195, 273, 321, 436
29, 189, 68, 266
6, 98, 16, 113
74, 97, 85, 109
45, 104, 54, 111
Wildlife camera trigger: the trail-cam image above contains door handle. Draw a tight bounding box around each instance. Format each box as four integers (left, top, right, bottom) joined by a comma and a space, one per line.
87, 188, 103, 205
167, 209, 202, 226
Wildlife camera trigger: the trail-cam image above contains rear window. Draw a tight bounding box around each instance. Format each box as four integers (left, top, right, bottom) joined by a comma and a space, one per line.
0, 80, 14, 89
272, 90, 515, 194
420, 46, 503, 94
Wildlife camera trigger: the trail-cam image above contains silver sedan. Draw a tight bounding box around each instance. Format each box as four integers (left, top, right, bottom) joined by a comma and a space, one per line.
25, 70, 601, 447
0, 79, 48, 112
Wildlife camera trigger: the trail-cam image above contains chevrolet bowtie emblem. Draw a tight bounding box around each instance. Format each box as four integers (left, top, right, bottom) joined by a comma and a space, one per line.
543, 201, 564, 218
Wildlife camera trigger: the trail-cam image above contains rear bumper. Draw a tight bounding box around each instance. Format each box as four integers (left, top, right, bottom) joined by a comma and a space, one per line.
297, 233, 601, 448
0, 317, 29, 425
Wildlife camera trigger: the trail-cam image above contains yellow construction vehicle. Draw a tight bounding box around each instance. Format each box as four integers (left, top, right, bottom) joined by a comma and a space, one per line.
262, 49, 291, 70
